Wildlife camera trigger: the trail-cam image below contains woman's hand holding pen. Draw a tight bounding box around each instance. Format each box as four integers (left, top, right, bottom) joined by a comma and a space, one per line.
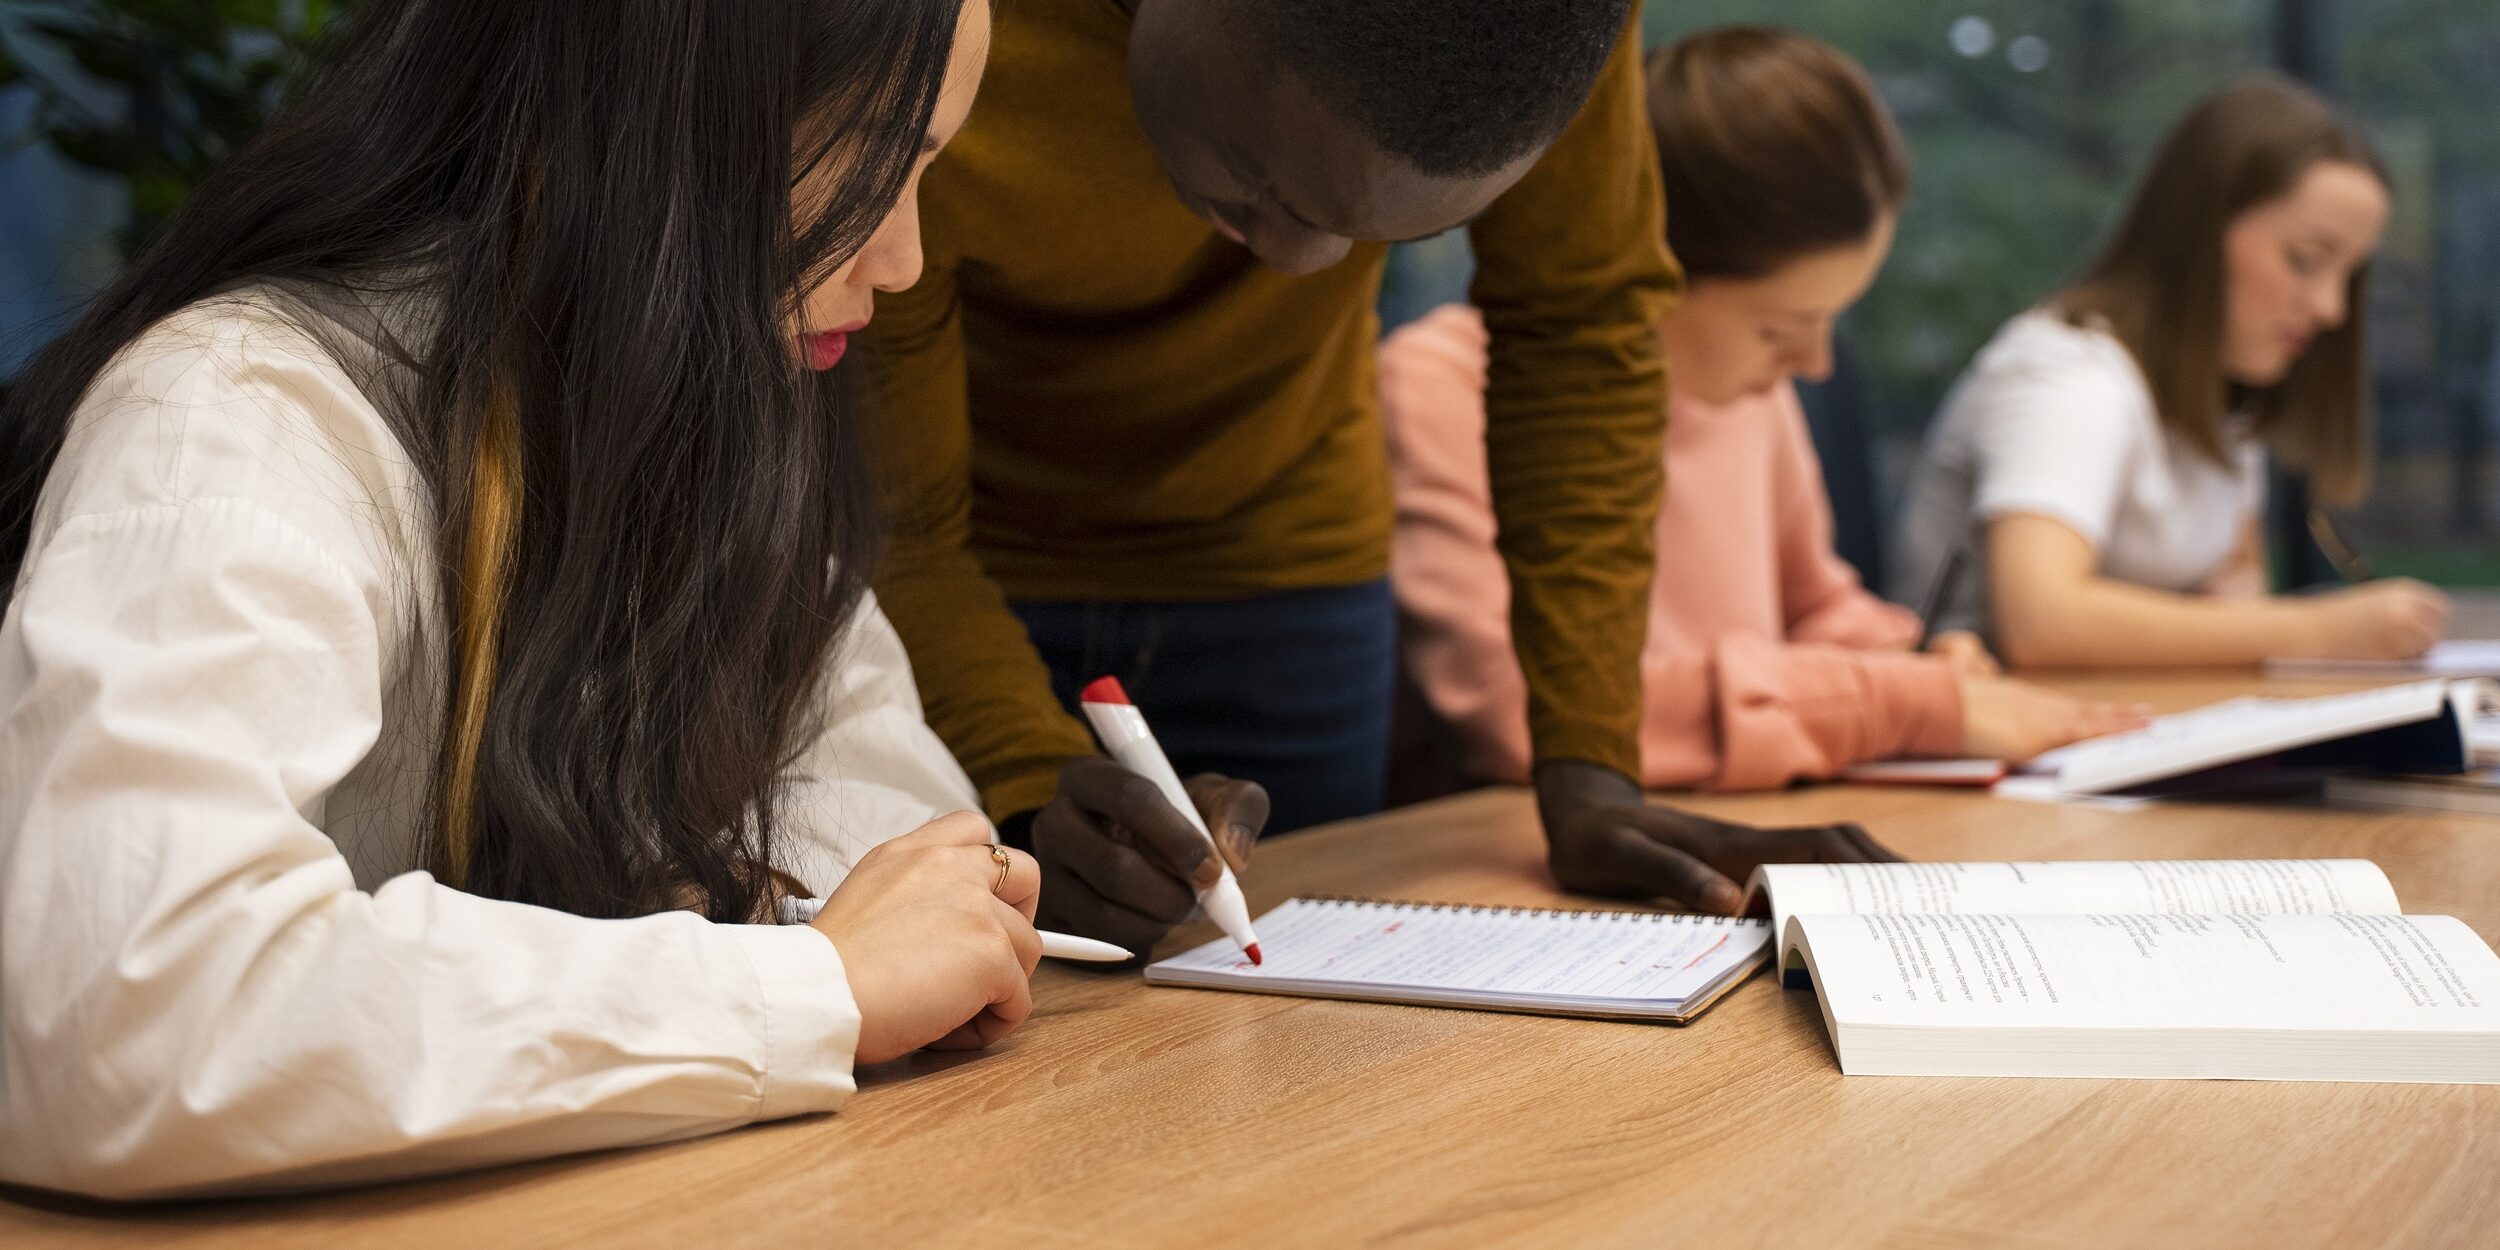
2299, 579, 2447, 660
1535, 758, 1898, 915
811, 812, 1043, 1063
1024, 757, 1266, 958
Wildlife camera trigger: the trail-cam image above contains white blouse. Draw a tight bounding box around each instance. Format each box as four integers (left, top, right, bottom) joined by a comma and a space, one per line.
0, 294, 983, 1198
1890, 310, 2267, 636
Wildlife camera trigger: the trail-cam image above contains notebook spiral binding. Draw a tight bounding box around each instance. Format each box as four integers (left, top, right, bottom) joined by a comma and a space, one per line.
1303, 895, 1757, 924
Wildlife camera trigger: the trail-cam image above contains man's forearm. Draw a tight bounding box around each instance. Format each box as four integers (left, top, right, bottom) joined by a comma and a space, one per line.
1468, 8, 1674, 779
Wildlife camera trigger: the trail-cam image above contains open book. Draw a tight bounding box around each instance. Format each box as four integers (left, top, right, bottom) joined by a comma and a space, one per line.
2001, 679, 2480, 798
1145, 897, 1768, 1023
1747, 859, 2500, 1082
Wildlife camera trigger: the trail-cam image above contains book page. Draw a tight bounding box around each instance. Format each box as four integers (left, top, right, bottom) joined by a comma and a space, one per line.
1790, 912, 2500, 1031
2017, 680, 2451, 793
1751, 859, 2399, 945
1151, 899, 1766, 1004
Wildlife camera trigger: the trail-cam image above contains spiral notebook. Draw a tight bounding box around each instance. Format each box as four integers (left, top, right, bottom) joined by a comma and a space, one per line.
1143, 897, 1770, 1023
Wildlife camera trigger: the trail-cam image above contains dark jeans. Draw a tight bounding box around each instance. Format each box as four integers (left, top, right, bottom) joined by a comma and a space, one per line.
1011, 580, 1396, 835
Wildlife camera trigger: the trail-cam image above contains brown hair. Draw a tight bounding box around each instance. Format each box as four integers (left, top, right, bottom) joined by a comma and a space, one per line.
2053, 74, 2387, 506
1643, 26, 1909, 281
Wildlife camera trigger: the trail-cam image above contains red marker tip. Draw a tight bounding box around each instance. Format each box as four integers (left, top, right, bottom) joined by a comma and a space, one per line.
1245, 944, 1263, 966
1080, 675, 1131, 706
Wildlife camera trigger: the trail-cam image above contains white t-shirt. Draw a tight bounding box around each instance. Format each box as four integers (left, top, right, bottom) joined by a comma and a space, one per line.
0, 293, 982, 1197
1890, 310, 2267, 636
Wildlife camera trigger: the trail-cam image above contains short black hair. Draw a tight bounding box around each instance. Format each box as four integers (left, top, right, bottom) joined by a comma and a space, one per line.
1240, 0, 1634, 177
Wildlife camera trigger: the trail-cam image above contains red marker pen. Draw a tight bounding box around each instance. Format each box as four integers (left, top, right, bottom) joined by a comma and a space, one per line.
1080, 677, 1263, 965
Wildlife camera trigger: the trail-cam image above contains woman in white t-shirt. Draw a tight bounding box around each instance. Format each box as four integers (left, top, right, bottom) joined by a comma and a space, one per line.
0, 0, 1046, 1199
1893, 76, 2447, 666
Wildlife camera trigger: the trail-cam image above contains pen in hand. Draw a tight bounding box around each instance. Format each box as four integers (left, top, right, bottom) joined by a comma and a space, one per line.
1080, 676, 1264, 965
779, 895, 1132, 962
2308, 508, 2376, 583
1913, 544, 1970, 652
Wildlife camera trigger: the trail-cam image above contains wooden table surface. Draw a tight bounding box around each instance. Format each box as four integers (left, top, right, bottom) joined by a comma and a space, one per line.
8, 670, 2499, 1249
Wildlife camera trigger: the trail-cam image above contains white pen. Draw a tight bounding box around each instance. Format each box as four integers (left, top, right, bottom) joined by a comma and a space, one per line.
1038, 931, 1132, 962
1079, 675, 1263, 965
779, 895, 1134, 963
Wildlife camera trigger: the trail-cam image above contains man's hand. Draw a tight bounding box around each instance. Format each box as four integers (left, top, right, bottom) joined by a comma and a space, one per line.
1534, 758, 1897, 914
1025, 757, 1268, 956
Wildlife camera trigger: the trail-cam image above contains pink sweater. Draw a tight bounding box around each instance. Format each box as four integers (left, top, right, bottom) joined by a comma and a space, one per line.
1382, 305, 1962, 790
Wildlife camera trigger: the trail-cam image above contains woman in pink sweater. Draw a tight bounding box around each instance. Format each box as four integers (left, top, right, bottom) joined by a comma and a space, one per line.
1383, 27, 2144, 791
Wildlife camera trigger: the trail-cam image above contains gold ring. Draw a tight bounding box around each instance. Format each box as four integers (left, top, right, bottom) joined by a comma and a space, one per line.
989, 844, 1012, 894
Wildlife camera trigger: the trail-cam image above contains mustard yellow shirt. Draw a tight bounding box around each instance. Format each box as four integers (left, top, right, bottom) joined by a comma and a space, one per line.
862, 0, 1679, 818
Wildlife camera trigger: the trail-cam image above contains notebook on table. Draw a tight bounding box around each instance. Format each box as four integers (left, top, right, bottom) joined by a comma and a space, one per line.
1840, 759, 2009, 787
2324, 767, 2500, 817
2000, 678, 2482, 798
1144, 897, 1768, 1023
1747, 858, 2500, 1082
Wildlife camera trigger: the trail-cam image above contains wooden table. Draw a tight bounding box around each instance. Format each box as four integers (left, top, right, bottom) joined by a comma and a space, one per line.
8, 673, 2498, 1249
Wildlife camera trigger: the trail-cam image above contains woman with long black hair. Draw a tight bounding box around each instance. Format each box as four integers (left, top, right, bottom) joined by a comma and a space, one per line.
0, 0, 1018, 1198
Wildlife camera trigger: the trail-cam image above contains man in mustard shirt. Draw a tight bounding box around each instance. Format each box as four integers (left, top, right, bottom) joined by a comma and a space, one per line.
863, 0, 1894, 954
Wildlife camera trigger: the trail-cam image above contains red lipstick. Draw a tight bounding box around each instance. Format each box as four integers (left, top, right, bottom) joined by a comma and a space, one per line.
801, 320, 870, 371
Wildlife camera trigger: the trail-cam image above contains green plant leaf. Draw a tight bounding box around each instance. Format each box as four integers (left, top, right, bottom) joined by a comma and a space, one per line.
123, 0, 230, 46
27, 26, 151, 86
18, 0, 367, 259
222, 0, 286, 30
128, 171, 190, 222
41, 123, 153, 175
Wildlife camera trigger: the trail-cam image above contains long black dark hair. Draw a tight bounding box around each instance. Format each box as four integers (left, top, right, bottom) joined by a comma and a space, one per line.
0, 0, 968, 922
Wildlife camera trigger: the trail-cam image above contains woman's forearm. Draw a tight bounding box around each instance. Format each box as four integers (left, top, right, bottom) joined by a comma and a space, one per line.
1994, 573, 2320, 668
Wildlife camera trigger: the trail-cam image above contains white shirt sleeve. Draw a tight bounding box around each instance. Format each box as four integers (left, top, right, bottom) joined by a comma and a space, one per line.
772, 590, 986, 893
1966, 343, 2146, 551
0, 457, 859, 1196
